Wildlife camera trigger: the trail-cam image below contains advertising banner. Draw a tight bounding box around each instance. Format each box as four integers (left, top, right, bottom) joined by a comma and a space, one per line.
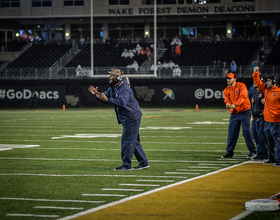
0, 78, 252, 108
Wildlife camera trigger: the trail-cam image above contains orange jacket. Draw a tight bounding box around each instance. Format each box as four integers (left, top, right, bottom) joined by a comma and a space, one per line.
175, 45, 181, 55
252, 72, 280, 122
223, 81, 251, 114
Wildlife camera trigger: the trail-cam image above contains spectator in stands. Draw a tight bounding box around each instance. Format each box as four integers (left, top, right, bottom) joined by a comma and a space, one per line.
157, 61, 162, 70
162, 61, 168, 69
158, 38, 165, 49
174, 44, 181, 57
230, 60, 237, 74
80, 36, 85, 49
121, 49, 128, 58
135, 44, 141, 54
127, 49, 135, 59
172, 65, 181, 78
138, 47, 145, 56
211, 61, 217, 77
259, 48, 265, 64
127, 60, 139, 73
222, 62, 228, 76
150, 64, 158, 71
167, 60, 176, 70
250, 61, 256, 73
145, 47, 151, 58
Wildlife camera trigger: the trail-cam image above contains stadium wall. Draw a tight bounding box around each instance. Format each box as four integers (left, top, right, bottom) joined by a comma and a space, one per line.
0, 78, 253, 108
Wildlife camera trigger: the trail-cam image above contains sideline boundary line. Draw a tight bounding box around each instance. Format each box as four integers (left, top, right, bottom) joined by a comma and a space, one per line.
57, 161, 250, 220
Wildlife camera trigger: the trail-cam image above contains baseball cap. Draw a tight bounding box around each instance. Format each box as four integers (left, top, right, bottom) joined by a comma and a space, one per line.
225, 72, 235, 79
108, 69, 122, 76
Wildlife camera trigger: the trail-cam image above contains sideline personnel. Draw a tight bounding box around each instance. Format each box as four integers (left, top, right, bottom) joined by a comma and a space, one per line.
88, 69, 149, 171
252, 66, 280, 167
222, 72, 256, 159
248, 79, 268, 160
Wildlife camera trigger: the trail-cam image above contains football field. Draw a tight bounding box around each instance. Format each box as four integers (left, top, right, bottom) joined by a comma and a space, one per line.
0, 108, 279, 220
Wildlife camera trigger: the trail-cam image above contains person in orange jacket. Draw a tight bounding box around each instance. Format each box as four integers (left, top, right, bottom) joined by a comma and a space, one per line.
221, 72, 256, 159
252, 66, 280, 167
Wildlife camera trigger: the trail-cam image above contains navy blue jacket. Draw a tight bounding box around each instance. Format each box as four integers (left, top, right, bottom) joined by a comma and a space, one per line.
104, 79, 142, 124
248, 85, 264, 118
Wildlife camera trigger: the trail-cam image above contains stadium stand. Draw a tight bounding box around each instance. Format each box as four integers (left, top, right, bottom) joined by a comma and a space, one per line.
265, 40, 280, 65
7, 43, 72, 68
159, 40, 262, 67
65, 42, 151, 68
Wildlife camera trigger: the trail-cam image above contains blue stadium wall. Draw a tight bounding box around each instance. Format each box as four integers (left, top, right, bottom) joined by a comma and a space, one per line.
0, 78, 253, 108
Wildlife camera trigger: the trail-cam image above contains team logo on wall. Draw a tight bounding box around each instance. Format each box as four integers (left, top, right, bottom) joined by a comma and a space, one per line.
65, 95, 79, 106
162, 88, 174, 100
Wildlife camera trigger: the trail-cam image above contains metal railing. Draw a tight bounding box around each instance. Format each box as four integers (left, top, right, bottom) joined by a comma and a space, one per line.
1, 65, 279, 80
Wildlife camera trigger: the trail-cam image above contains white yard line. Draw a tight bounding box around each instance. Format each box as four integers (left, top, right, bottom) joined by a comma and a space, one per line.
6, 213, 59, 218
33, 206, 84, 210
102, 188, 144, 192
0, 157, 242, 164
82, 194, 126, 197
136, 179, 174, 183
0, 197, 104, 203
119, 183, 159, 187
57, 161, 250, 220
165, 172, 200, 175
0, 173, 189, 179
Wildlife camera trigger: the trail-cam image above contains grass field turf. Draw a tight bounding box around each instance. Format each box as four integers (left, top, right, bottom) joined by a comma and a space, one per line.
0, 108, 279, 220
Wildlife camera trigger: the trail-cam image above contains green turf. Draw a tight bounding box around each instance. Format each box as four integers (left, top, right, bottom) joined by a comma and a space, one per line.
0, 108, 279, 220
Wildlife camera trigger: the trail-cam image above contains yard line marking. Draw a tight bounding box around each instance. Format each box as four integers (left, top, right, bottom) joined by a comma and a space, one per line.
52, 134, 122, 139
0, 173, 189, 179
0, 198, 105, 203
0, 144, 40, 148
57, 161, 250, 220
188, 166, 220, 169
16, 148, 244, 155
0, 157, 241, 164
34, 206, 84, 210
165, 172, 199, 175
82, 194, 126, 197
136, 180, 174, 183
119, 184, 159, 187
102, 188, 144, 192
7, 213, 59, 218
177, 169, 210, 172
0, 148, 12, 151
0, 139, 246, 145
198, 163, 229, 166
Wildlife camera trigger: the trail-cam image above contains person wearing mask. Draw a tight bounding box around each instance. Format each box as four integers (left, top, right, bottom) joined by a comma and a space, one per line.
88, 69, 150, 171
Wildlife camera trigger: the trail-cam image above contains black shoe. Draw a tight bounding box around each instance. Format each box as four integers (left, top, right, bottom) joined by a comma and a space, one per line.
263, 160, 276, 165
251, 155, 266, 161
246, 153, 256, 159
114, 166, 132, 171
221, 154, 233, 159
133, 164, 150, 170
273, 163, 280, 167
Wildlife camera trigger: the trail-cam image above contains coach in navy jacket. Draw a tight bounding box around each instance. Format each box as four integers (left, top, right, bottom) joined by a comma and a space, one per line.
88, 69, 149, 171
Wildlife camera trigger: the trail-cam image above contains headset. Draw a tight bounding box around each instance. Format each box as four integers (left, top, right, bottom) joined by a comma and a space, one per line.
272, 75, 277, 85
116, 71, 124, 82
